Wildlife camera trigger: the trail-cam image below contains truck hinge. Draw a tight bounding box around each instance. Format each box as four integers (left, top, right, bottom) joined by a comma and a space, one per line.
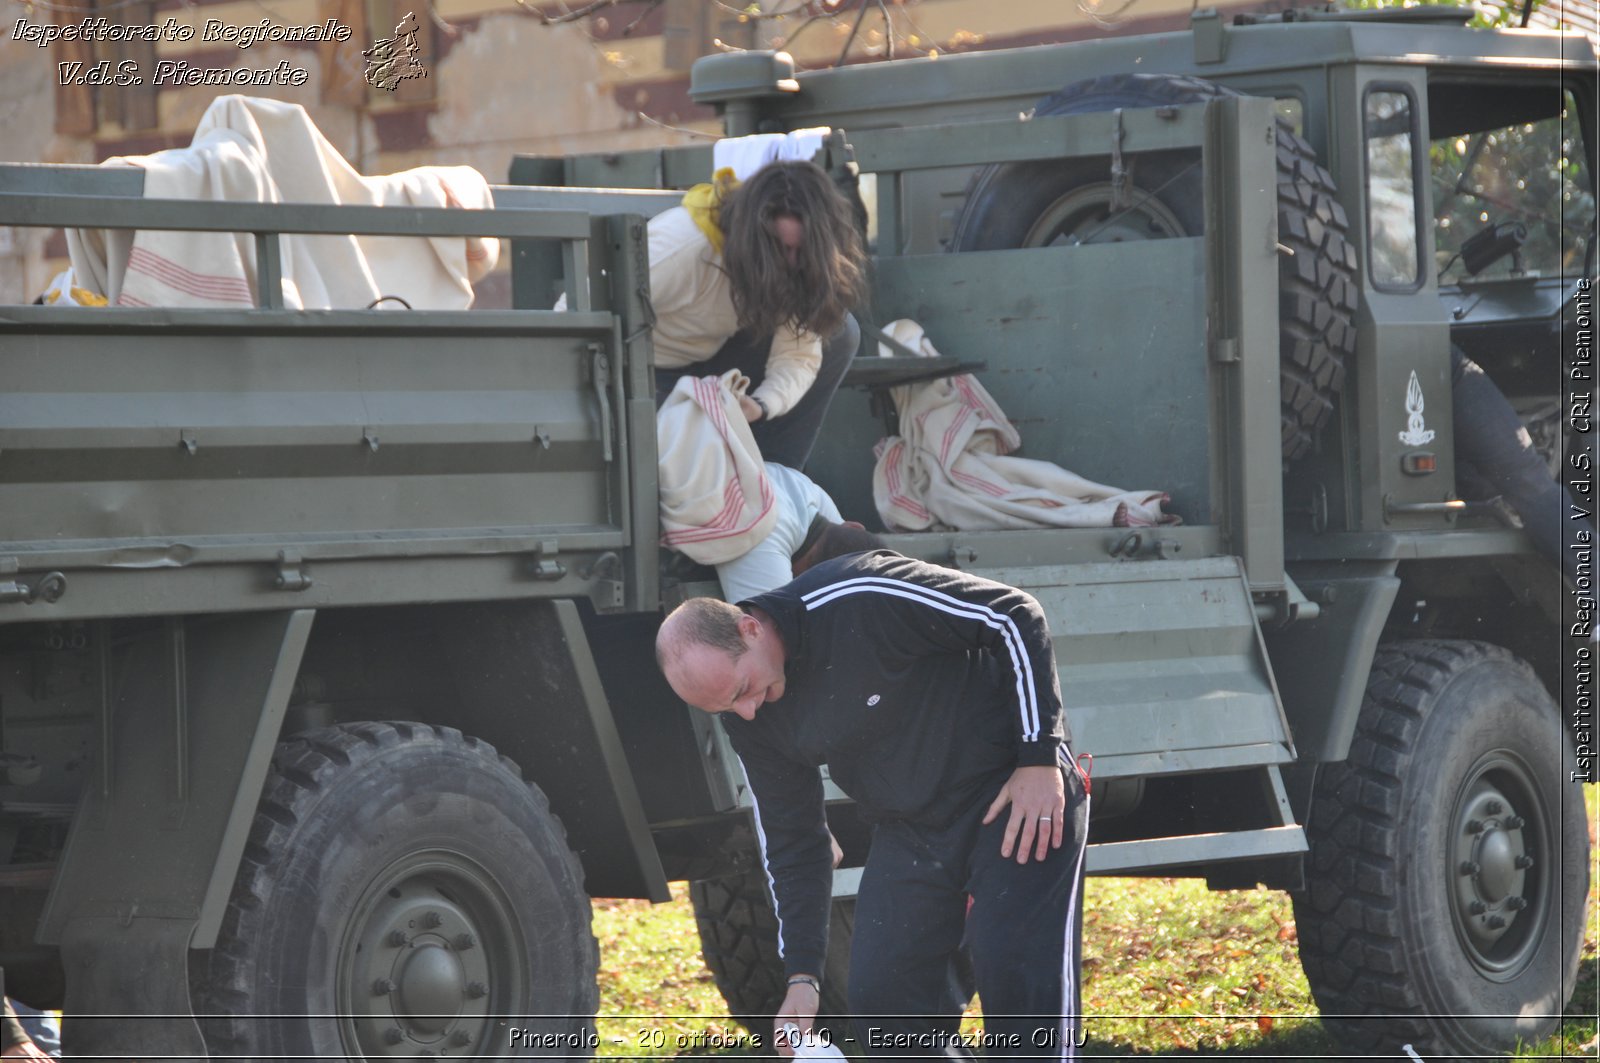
530, 540, 567, 581
1212, 337, 1241, 364
0, 558, 67, 606
273, 550, 313, 591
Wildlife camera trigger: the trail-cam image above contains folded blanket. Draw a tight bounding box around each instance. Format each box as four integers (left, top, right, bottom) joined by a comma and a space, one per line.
711, 127, 832, 181
68, 94, 497, 310
658, 370, 777, 564
871, 319, 1178, 532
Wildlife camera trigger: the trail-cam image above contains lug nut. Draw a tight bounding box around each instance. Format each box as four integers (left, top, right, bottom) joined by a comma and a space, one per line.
1514, 855, 1534, 869
384, 1028, 404, 1045
1466, 819, 1485, 834
1507, 896, 1528, 911
1459, 861, 1480, 876
466, 982, 488, 999
1485, 800, 1503, 815
388, 930, 409, 947
373, 979, 396, 996
1468, 901, 1488, 915
454, 933, 477, 950
1504, 815, 1525, 831
1486, 915, 1507, 929
422, 911, 443, 929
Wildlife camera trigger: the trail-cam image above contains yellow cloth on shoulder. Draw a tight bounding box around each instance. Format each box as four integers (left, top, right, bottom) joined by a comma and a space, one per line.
681, 167, 740, 255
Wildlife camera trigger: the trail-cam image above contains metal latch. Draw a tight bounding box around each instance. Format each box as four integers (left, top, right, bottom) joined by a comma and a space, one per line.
0, 559, 67, 606
1212, 338, 1240, 364
582, 551, 625, 610
274, 550, 313, 591
589, 344, 614, 463
1109, 109, 1129, 209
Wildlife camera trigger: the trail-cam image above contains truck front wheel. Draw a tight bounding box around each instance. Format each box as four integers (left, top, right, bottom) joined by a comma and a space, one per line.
195, 721, 597, 1059
1293, 640, 1589, 1057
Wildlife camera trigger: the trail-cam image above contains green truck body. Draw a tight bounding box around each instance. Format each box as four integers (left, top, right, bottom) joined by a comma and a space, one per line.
0, 5, 1592, 1059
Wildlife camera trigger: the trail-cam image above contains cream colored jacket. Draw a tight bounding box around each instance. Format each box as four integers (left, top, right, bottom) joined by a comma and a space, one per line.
648, 206, 821, 417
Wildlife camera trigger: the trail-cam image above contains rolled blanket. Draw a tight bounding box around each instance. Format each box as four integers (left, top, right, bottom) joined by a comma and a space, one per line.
658, 370, 778, 564
871, 319, 1179, 532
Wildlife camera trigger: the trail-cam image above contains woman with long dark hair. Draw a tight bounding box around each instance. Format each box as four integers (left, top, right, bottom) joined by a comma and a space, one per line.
649, 160, 867, 470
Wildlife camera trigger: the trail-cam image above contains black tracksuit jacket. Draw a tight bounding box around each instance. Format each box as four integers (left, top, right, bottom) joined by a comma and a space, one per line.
723, 549, 1071, 980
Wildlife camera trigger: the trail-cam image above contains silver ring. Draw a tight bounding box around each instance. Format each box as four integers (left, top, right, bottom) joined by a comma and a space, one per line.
1039, 816, 1052, 822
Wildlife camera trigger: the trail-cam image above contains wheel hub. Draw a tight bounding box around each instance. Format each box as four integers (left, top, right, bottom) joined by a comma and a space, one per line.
339, 855, 520, 1058
1022, 179, 1189, 249
397, 943, 467, 1033
1452, 783, 1530, 953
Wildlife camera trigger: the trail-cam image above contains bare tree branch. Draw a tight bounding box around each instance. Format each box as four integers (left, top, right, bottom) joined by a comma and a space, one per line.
834, 0, 870, 66
619, 0, 667, 34
637, 111, 720, 138
530, 0, 635, 26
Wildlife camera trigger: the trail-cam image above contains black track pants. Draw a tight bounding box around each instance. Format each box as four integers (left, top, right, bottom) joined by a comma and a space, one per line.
848, 761, 1089, 1060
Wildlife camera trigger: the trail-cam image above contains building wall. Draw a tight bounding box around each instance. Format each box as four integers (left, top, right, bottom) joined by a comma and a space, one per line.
0, 0, 1245, 302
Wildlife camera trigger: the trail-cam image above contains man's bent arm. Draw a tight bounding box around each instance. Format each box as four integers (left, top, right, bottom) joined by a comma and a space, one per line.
723, 724, 834, 979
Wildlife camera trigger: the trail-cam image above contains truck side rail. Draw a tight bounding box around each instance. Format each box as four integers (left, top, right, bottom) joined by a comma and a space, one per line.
0, 189, 661, 619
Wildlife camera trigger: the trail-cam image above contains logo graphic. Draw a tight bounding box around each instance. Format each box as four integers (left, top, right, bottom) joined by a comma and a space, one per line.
866, 694, 881, 706
1398, 370, 1436, 446
363, 11, 428, 92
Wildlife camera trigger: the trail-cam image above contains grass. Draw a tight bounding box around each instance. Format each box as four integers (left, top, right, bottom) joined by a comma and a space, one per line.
593, 785, 1599, 1059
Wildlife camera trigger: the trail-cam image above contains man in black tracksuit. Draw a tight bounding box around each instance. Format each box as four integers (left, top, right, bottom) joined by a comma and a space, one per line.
656, 549, 1090, 1059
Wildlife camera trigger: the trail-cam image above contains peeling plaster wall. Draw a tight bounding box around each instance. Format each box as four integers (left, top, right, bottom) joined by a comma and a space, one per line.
421, 16, 697, 181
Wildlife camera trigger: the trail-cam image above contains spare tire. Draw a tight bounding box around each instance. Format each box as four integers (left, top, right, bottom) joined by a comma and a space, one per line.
948, 73, 1358, 464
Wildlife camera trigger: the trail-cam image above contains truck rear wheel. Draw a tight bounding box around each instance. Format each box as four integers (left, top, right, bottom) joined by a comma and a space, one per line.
948, 73, 1357, 464
1292, 640, 1589, 1057
690, 870, 975, 1050
690, 871, 856, 1046
196, 721, 597, 1059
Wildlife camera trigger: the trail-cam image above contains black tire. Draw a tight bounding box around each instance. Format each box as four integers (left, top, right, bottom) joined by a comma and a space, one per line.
948, 73, 1358, 464
1292, 640, 1590, 1059
690, 871, 856, 1049
690, 869, 976, 1052
196, 721, 598, 1060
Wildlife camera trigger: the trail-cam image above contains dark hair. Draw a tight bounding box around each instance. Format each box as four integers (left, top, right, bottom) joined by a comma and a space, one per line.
656, 597, 748, 673
793, 518, 886, 576
719, 161, 868, 340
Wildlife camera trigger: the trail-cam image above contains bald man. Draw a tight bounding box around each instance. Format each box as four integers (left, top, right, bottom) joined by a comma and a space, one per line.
657, 551, 1090, 1059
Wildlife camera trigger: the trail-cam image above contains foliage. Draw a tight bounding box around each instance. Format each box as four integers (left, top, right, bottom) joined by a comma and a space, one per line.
595, 786, 1597, 1058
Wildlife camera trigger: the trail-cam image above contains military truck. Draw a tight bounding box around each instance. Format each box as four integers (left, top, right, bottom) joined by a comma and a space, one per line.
0, 4, 1591, 1061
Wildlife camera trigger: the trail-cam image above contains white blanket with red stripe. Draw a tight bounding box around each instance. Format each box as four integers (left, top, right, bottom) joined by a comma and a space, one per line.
67, 94, 496, 310
657, 371, 777, 565
870, 319, 1178, 533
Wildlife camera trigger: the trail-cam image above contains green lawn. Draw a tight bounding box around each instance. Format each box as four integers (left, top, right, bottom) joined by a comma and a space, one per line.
594, 785, 1598, 1059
